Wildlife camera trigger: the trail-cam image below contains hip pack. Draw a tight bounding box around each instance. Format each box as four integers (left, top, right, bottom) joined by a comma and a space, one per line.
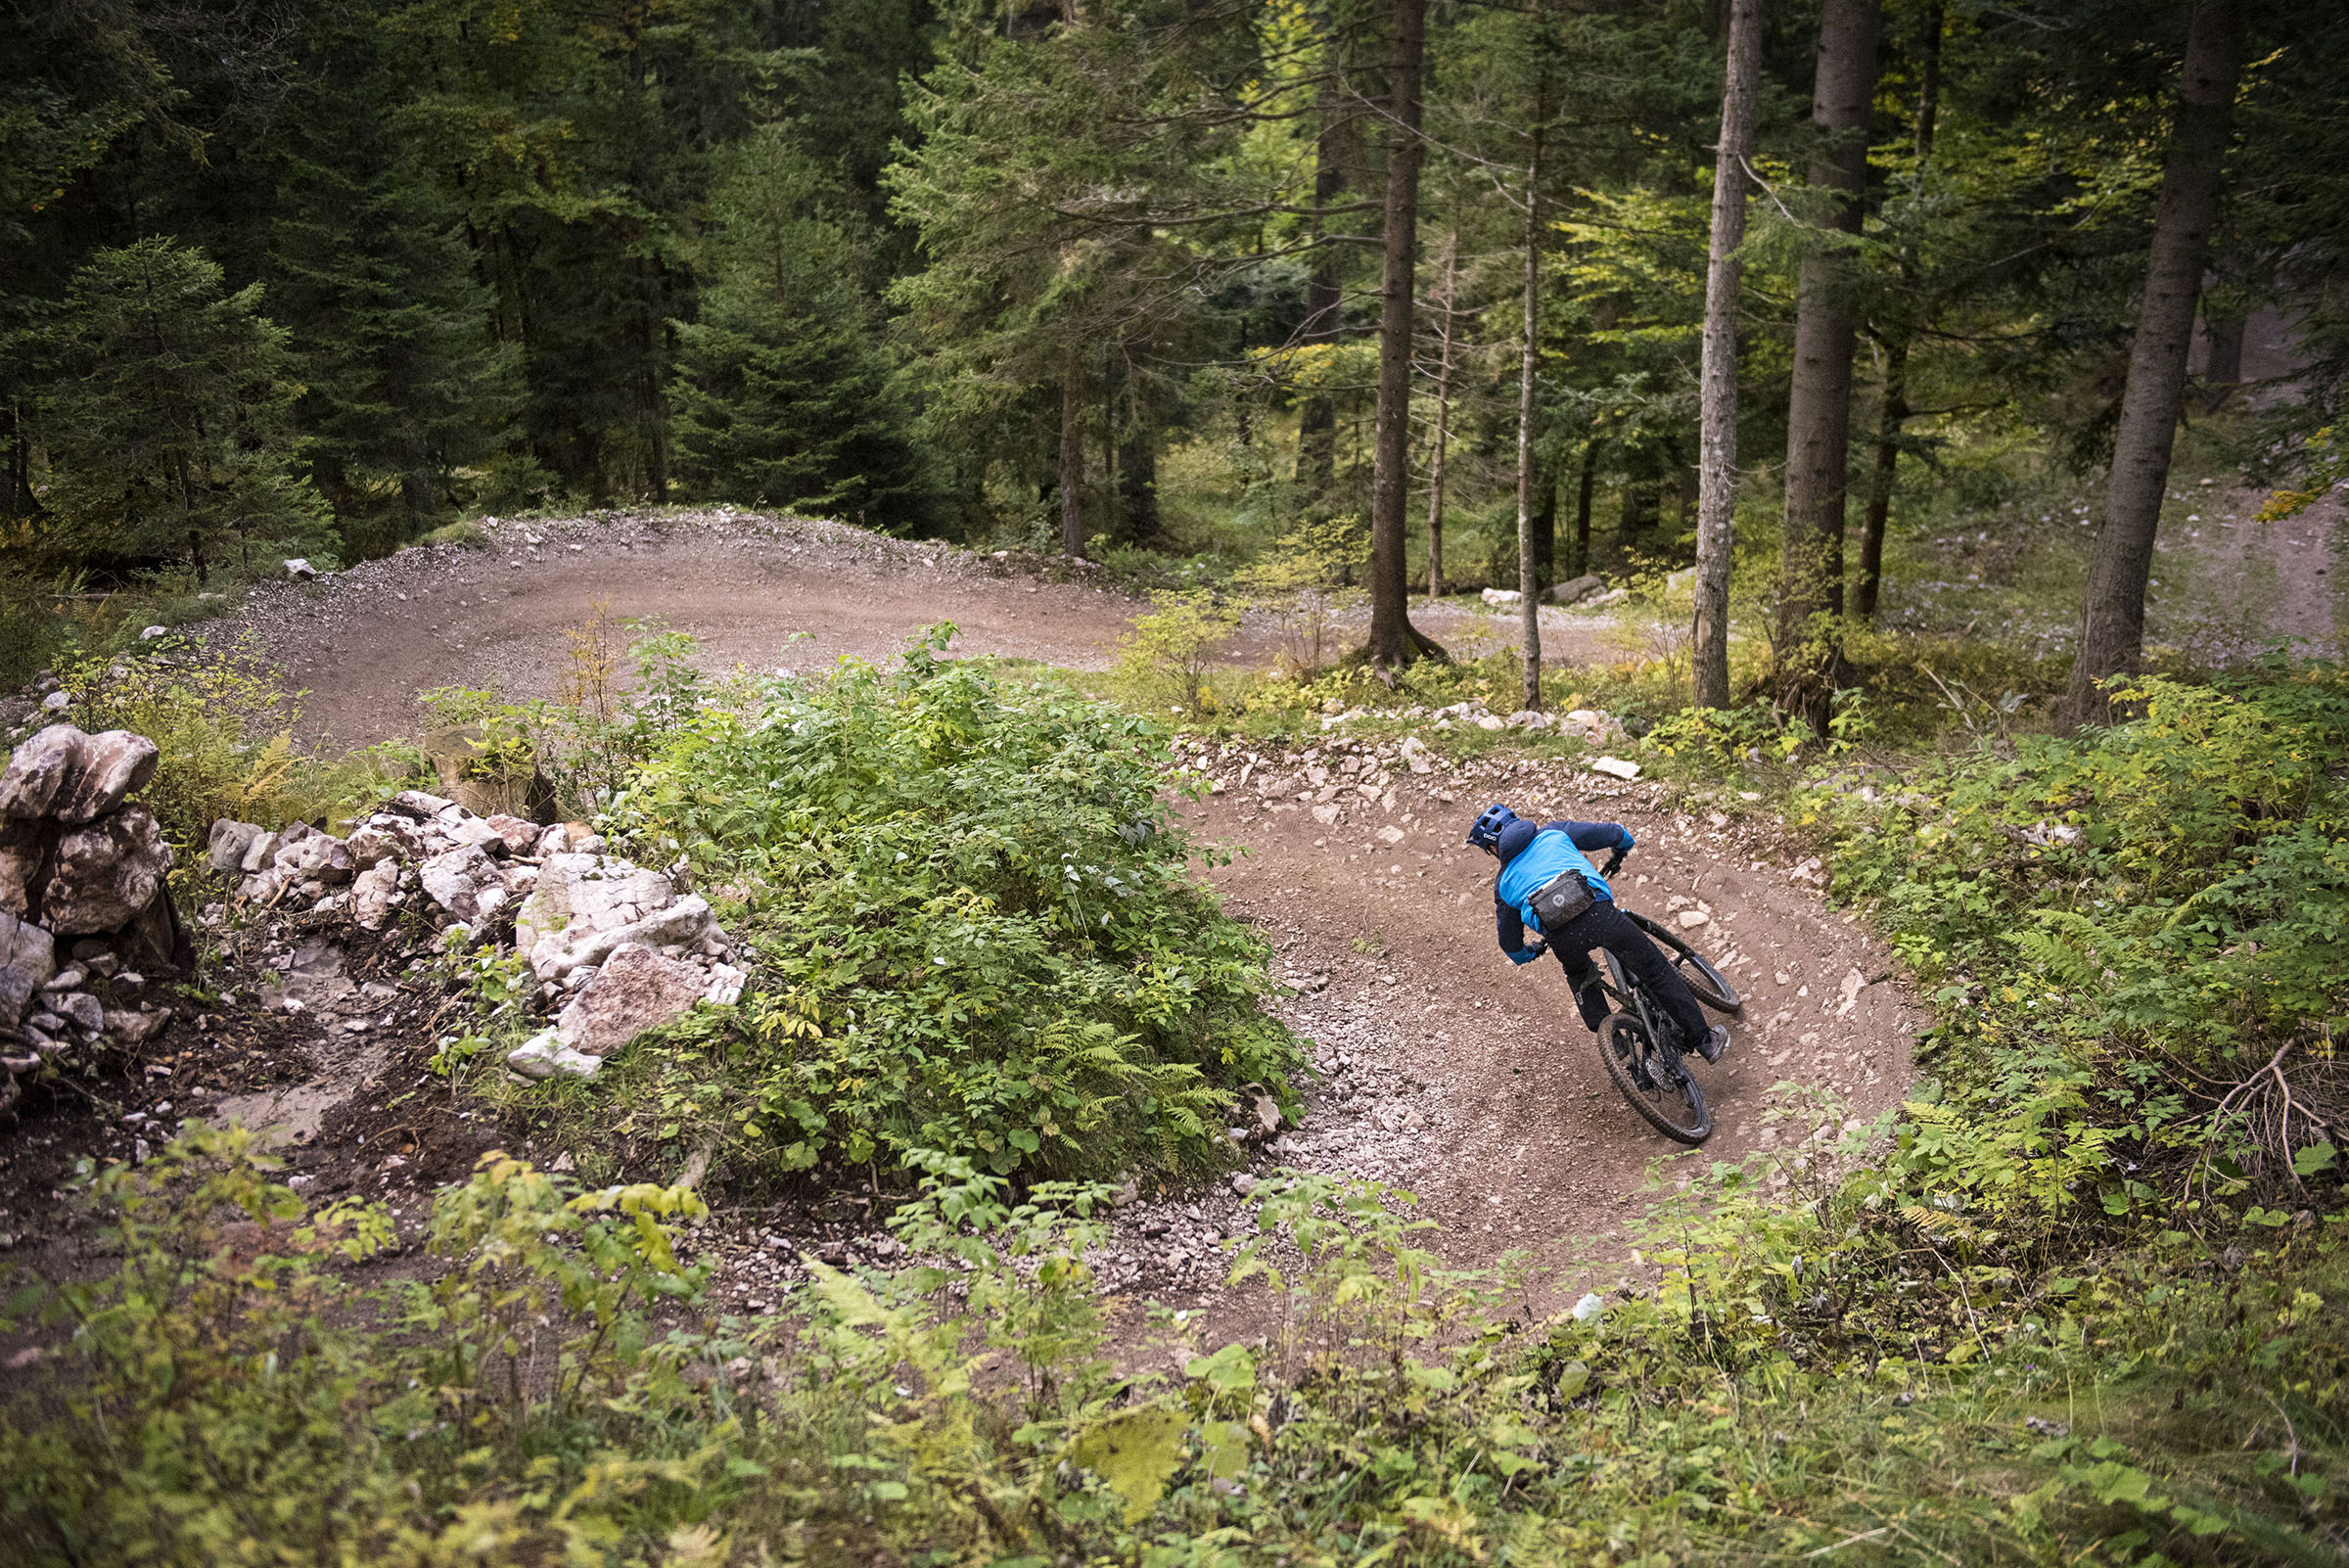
1529, 868, 1597, 933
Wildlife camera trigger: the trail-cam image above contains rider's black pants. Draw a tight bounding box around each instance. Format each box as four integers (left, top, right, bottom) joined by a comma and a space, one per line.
1547, 901, 1711, 1048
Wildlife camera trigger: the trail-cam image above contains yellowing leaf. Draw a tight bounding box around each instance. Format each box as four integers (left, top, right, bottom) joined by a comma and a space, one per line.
1067, 1405, 1188, 1524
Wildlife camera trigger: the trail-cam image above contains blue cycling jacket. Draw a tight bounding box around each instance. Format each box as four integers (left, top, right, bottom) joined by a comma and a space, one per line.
1493, 819, 1635, 963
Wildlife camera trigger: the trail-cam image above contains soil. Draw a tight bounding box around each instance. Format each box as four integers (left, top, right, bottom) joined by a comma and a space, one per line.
220, 507, 1632, 749
4, 509, 1905, 1352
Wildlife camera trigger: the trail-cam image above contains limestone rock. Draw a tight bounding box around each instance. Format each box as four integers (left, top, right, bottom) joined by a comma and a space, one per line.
0, 909, 56, 1028
517, 854, 696, 980
385, 789, 457, 822
283, 557, 317, 580
556, 942, 706, 1057
240, 830, 283, 873
484, 814, 541, 855
508, 1029, 602, 1081
350, 860, 400, 930
0, 726, 159, 824
1546, 574, 1604, 605
703, 962, 747, 1006
104, 1006, 171, 1044
275, 832, 355, 885
419, 845, 502, 925
344, 823, 402, 868
208, 819, 266, 873
52, 991, 103, 1033
40, 807, 173, 934
1480, 586, 1523, 607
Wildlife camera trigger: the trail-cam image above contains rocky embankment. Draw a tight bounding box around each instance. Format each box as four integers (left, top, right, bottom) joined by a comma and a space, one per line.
207, 789, 748, 1083
0, 727, 184, 1115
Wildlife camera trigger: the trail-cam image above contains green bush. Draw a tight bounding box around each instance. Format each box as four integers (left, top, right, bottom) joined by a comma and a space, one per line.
598, 624, 1299, 1184
1112, 588, 1240, 715
62, 642, 372, 864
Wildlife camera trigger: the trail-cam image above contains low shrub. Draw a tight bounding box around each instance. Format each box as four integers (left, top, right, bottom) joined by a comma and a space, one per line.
61, 641, 371, 865
1112, 588, 1240, 715
591, 624, 1299, 1184
0, 1129, 754, 1566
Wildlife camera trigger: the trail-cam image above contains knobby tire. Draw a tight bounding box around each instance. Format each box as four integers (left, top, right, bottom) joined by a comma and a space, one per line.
1596, 1012, 1712, 1145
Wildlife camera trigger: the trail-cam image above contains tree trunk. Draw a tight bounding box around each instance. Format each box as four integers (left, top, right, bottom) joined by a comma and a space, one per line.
1059, 363, 1084, 558
2063, 0, 2245, 726
1854, 0, 1942, 625
1691, 0, 1763, 710
1853, 338, 1906, 622
1515, 117, 1547, 711
1297, 76, 1347, 514
1531, 463, 1556, 589
1575, 441, 1596, 575
1118, 349, 1160, 545
2202, 308, 2246, 408
1773, 0, 1881, 727
1425, 230, 1458, 597
1364, 0, 1439, 669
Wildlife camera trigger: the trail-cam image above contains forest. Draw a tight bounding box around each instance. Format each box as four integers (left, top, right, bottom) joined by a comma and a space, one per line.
5, 0, 2345, 701
3, 0, 2348, 1564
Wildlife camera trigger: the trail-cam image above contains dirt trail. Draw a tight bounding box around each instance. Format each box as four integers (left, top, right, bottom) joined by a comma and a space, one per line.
229, 509, 1629, 748
1185, 761, 1917, 1284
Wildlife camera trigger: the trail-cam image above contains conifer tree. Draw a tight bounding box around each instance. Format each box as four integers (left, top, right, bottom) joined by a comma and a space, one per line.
36, 238, 325, 581
669, 125, 929, 525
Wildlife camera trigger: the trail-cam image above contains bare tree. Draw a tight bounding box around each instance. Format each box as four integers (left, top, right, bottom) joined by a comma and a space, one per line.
1425, 229, 1458, 597
2063, 0, 2247, 725
1691, 0, 1765, 710
1365, 0, 1441, 668
1773, 0, 1881, 727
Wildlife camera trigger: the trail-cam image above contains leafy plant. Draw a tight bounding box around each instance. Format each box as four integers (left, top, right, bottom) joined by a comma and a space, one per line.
589, 623, 1299, 1184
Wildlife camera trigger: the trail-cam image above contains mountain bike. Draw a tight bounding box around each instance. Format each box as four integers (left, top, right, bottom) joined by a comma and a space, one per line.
1581, 849, 1744, 1145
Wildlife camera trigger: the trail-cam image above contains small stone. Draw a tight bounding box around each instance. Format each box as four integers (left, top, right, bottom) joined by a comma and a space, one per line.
207, 819, 266, 874
1590, 756, 1641, 780
103, 1006, 170, 1044
1677, 909, 1710, 929
506, 1030, 603, 1081
41, 691, 69, 713
283, 557, 316, 580
53, 991, 104, 1033
1229, 1173, 1256, 1197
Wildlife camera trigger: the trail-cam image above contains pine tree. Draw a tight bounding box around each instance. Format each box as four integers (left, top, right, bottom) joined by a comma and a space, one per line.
36, 238, 326, 581
669, 126, 929, 524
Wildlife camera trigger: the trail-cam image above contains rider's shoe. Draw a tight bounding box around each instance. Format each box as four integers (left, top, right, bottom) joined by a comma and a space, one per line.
1697, 1025, 1728, 1064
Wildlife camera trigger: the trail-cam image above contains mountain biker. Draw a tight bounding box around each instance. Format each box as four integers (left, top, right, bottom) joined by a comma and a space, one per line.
1467, 804, 1727, 1063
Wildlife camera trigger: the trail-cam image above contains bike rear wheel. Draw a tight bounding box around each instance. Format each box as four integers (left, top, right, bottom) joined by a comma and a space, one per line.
1626, 911, 1745, 1018
1597, 1012, 1713, 1144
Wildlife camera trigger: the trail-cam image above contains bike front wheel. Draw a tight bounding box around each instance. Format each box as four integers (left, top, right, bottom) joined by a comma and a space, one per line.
1597, 1012, 1713, 1144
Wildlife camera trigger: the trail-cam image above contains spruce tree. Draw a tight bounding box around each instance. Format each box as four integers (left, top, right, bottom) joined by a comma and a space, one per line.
36, 237, 325, 581
669, 126, 928, 525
